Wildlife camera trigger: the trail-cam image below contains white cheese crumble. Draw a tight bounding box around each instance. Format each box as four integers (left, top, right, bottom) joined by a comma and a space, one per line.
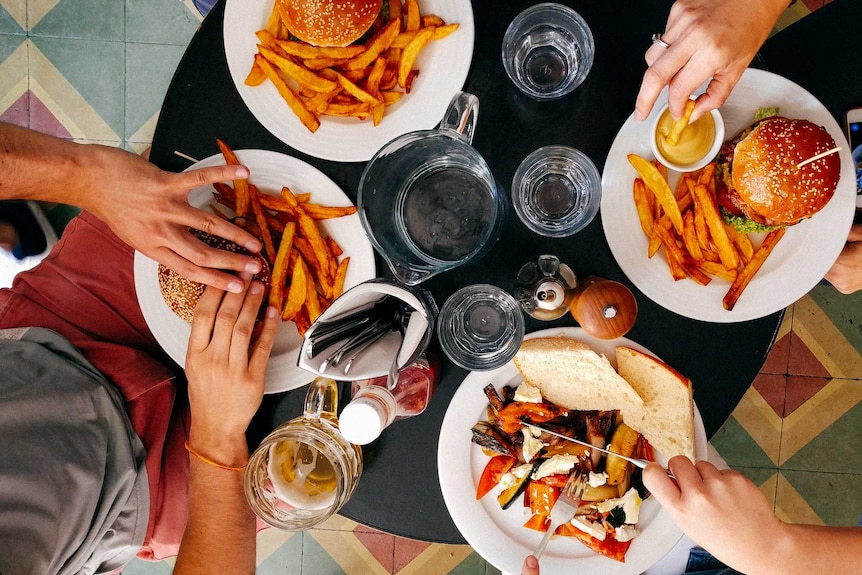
588, 471, 608, 488
513, 380, 543, 403
571, 516, 606, 541
615, 524, 638, 542
533, 455, 579, 480
498, 463, 533, 490
521, 427, 545, 463
595, 488, 642, 524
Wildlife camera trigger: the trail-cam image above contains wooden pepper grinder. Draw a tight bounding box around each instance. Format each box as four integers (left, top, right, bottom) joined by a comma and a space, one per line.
568, 275, 638, 340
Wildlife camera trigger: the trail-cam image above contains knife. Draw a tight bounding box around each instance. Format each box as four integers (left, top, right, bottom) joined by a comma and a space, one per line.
524, 423, 675, 479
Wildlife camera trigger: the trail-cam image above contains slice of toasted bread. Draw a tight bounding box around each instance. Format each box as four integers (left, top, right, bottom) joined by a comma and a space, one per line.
615, 346, 695, 461
513, 337, 643, 411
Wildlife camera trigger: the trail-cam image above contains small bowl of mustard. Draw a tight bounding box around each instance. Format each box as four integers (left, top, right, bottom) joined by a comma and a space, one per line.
650, 104, 724, 172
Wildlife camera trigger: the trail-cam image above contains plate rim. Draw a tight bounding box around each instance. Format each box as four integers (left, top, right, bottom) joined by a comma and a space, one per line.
601, 68, 857, 323
222, 0, 476, 162
133, 149, 376, 393
437, 326, 708, 575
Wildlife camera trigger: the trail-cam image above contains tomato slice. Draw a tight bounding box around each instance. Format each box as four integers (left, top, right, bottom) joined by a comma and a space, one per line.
556, 523, 632, 563
476, 455, 516, 500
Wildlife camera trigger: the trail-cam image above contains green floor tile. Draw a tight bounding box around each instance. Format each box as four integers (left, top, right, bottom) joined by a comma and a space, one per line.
258, 533, 303, 575
0, 5, 24, 35
448, 552, 493, 575
300, 533, 348, 575
30, 36, 124, 138
781, 469, 862, 527
710, 415, 777, 469
808, 285, 862, 355
29, 0, 123, 41
125, 0, 199, 45
125, 42, 187, 141
783, 394, 862, 473
119, 557, 174, 575
0, 31, 24, 60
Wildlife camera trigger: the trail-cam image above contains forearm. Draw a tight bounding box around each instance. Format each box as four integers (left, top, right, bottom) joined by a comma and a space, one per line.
0, 122, 116, 209
173, 433, 256, 575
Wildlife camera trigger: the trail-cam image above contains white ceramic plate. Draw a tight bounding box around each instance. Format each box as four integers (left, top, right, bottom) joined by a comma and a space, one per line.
438, 326, 708, 575
133, 150, 376, 393
602, 68, 856, 323
223, 0, 475, 162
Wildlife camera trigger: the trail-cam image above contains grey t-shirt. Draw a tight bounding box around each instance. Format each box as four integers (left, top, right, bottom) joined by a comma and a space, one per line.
0, 327, 149, 575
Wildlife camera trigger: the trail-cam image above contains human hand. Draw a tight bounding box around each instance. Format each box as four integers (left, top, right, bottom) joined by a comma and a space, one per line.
521, 555, 540, 575
185, 277, 278, 463
824, 224, 862, 294
80, 145, 263, 293
643, 456, 786, 573
635, 0, 786, 123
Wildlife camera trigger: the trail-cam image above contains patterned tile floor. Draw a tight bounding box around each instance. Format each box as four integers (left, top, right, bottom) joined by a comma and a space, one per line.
2, 0, 859, 574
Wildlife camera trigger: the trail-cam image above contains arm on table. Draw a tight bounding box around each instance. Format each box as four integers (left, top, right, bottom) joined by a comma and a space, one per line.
0, 122, 262, 292
824, 224, 862, 294
643, 456, 862, 575
634, 0, 789, 122
174, 277, 278, 574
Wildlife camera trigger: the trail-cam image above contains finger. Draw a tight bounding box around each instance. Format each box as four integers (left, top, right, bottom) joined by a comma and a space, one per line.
150, 246, 247, 294
188, 284, 226, 353
693, 459, 723, 479
209, 276, 251, 356
179, 205, 263, 255
248, 305, 279, 380
688, 73, 740, 122
177, 163, 250, 191
172, 223, 263, 272
642, 461, 682, 505
521, 554, 540, 575
634, 48, 692, 121
228, 280, 266, 366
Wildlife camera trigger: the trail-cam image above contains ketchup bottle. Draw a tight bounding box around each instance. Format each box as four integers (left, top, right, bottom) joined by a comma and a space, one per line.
338, 353, 440, 445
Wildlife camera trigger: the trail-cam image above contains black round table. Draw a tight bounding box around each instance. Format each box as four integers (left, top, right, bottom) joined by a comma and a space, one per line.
147, 0, 805, 544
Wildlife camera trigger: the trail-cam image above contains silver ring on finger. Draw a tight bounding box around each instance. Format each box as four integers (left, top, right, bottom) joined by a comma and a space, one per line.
651, 33, 671, 49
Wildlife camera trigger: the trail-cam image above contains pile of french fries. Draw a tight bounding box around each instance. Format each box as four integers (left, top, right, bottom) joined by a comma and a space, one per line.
245, 0, 459, 132
628, 153, 786, 311
214, 140, 356, 335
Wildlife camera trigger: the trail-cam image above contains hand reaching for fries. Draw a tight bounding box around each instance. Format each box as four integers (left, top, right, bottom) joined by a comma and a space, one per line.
634, 0, 787, 123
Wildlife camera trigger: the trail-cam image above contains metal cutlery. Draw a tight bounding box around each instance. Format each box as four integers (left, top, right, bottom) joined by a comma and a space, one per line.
533, 471, 587, 559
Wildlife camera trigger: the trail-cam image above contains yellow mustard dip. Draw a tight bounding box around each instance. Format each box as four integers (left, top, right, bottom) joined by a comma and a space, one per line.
655, 110, 716, 166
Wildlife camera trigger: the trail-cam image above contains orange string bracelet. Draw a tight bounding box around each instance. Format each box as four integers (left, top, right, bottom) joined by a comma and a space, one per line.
184, 441, 247, 471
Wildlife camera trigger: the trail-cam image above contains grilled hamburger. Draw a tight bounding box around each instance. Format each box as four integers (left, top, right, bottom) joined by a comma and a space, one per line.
158, 230, 271, 323
715, 116, 840, 233
279, 0, 384, 47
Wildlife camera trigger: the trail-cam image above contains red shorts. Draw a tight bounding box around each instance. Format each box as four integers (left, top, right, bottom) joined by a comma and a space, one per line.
0, 211, 188, 561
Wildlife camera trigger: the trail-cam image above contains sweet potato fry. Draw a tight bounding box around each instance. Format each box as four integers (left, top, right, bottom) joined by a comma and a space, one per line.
282, 256, 307, 322
300, 203, 358, 220
216, 139, 250, 217
723, 228, 786, 310
268, 222, 296, 311
344, 18, 399, 71
398, 26, 433, 88
249, 184, 276, 262
255, 54, 320, 132
245, 59, 267, 86
304, 260, 322, 323
258, 45, 338, 92
332, 257, 350, 299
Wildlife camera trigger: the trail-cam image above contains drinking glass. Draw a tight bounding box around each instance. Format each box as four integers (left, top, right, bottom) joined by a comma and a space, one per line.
502, 3, 595, 100
512, 145, 601, 237
244, 378, 362, 530
437, 284, 525, 371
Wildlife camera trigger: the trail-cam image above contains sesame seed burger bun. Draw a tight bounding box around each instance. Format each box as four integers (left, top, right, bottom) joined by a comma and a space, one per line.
716, 116, 840, 230
158, 230, 271, 323
279, 0, 384, 47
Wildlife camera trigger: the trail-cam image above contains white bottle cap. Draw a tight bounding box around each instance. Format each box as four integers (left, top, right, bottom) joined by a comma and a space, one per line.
339, 396, 388, 445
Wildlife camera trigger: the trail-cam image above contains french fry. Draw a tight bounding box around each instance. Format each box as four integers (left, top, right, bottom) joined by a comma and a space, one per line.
628, 154, 683, 234
216, 139, 250, 217
268, 222, 296, 311
390, 23, 459, 48
258, 45, 338, 92
654, 224, 687, 281
249, 184, 277, 262
723, 228, 786, 310
665, 99, 696, 147
332, 256, 350, 299
682, 210, 705, 264
405, 0, 421, 31
344, 18, 399, 71
304, 259, 322, 323
699, 260, 738, 283
633, 178, 654, 237
690, 182, 740, 271
282, 256, 307, 322
255, 54, 320, 132
245, 59, 267, 86
398, 26, 434, 88
275, 40, 364, 60
300, 203, 358, 220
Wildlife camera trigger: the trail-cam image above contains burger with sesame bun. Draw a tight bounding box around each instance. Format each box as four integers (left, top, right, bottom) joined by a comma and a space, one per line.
279, 0, 385, 47
158, 230, 271, 323
715, 115, 841, 234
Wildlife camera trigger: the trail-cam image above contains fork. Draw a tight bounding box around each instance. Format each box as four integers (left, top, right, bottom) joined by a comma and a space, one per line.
533, 470, 587, 560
